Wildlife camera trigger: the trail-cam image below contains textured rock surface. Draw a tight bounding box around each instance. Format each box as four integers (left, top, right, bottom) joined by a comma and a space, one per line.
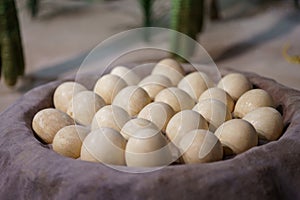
0, 68, 300, 199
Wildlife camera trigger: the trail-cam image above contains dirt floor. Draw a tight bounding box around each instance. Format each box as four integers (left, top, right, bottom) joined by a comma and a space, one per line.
0, 0, 300, 112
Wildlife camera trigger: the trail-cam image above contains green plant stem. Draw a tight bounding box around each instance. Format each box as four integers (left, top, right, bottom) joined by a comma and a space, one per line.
139, 0, 154, 27
171, 0, 204, 61
1, 34, 18, 86
0, 0, 25, 86
139, 0, 154, 41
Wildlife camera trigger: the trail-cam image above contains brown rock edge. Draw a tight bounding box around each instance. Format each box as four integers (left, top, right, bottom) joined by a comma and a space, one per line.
0, 68, 300, 200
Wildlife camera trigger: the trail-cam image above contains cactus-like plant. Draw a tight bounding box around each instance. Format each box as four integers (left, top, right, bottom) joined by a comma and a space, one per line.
171, 0, 204, 61
139, 0, 155, 27
138, 0, 155, 41
0, 0, 25, 86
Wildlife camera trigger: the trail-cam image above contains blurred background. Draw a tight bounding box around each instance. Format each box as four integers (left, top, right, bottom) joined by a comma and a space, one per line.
0, 0, 300, 111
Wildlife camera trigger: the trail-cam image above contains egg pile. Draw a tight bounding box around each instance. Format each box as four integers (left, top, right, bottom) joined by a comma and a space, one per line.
32, 58, 284, 167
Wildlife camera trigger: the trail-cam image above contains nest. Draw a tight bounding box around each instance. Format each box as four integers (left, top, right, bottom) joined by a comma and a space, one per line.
0, 67, 299, 199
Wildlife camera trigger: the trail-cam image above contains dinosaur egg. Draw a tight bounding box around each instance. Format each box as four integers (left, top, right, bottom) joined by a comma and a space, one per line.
112, 86, 151, 116
179, 129, 223, 164
125, 128, 173, 167
67, 91, 106, 126
138, 102, 175, 132
53, 82, 87, 112
233, 89, 274, 118
120, 118, 159, 140
214, 119, 258, 155
52, 125, 89, 158
193, 99, 232, 132
243, 107, 284, 140
32, 108, 75, 143
155, 87, 195, 113
166, 110, 208, 146
110, 66, 141, 85
91, 105, 131, 132
93, 74, 127, 104
138, 74, 172, 99
217, 73, 252, 101
178, 71, 215, 101
199, 87, 235, 112
151, 58, 184, 85
81, 128, 126, 165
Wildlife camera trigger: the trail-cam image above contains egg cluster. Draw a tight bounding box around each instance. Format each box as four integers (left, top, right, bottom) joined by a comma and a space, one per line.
32, 58, 284, 167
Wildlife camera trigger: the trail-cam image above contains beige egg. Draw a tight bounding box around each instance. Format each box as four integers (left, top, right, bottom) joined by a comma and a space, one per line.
151, 58, 184, 85
233, 89, 275, 118
32, 108, 74, 143
138, 74, 172, 100
217, 73, 252, 101
67, 91, 106, 126
112, 86, 151, 116
214, 119, 258, 155
120, 118, 159, 140
243, 107, 284, 141
138, 102, 175, 132
110, 66, 141, 85
91, 105, 131, 132
125, 128, 173, 167
53, 82, 87, 112
155, 58, 185, 74
193, 99, 232, 132
166, 110, 208, 146
155, 87, 195, 113
81, 128, 126, 165
93, 74, 127, 104
199, 87, 235, 112
179, 129, 223, 164
52, 125, 89, 158
178, 71, 215, 101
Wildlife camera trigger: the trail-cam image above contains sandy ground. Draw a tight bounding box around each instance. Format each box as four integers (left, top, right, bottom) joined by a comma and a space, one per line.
0, 0, 299, 112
